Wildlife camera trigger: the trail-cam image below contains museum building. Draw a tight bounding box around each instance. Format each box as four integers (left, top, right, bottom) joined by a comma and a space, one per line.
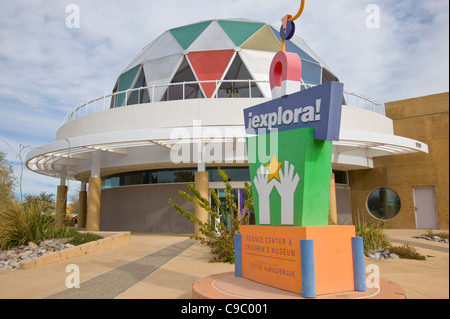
25, 19, 448, 233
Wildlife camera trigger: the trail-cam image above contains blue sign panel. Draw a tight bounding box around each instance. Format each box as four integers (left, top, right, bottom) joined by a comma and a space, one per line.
244, 81, 344, 141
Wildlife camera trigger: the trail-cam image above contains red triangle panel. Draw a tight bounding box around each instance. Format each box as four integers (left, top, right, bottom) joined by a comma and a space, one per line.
187, 50, 235, 98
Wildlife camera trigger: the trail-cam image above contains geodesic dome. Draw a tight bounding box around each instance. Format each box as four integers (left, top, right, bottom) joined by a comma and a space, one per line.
111, 18, 339, 106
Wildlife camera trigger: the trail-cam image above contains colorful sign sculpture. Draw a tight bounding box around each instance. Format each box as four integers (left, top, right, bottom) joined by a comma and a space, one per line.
234, 1, 366, 298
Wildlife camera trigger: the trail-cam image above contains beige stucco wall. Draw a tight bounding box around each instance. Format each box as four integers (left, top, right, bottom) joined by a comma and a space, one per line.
349, 92, 449, 229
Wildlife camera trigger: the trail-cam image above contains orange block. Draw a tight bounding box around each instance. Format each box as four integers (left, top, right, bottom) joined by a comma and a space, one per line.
239, 225, 356, 296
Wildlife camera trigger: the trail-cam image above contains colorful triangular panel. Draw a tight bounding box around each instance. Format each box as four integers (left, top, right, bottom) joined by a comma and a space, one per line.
239, 49, 276, 98
187, 50, 235, 98
301, 59, 322, 85
269, 26, 318, 63
188, 21, 235, 52
170, 20, 212, 50
241, 25, 281, 52
117, 64, 141, 106
218, 20, 265, 46
143, 53, 183, 102
123, 31, 182, 73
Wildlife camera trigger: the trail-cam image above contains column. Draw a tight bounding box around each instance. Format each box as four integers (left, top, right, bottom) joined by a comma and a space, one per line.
55, 174, 67, 228
86, 151, 102, 231
329, 172, 338, 225
77, 182, 87, 228
194, 162, 209, 237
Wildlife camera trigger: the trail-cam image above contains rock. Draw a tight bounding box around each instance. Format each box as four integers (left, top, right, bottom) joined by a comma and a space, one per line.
365, 248, 402, 259
413, 235, 449, 243
0, 238, 75, 270
39, 240, 53, 247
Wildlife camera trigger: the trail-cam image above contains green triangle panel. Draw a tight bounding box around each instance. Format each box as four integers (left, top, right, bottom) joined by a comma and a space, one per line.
169, 20, 212, 50
117, 64, 141, 107
218, 20, 265, 47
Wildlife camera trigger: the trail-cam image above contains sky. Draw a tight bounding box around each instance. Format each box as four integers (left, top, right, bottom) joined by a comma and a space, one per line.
0, 0, 448, 199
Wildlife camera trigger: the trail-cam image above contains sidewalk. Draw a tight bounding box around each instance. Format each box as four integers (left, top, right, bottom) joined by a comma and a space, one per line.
373, 229, 449, 299
0, 230, 447, 299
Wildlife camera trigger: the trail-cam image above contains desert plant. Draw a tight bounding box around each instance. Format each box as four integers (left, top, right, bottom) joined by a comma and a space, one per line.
23, 192, 55, 215
0, 152, 15, 209
424, 230, 449, 240
389, 243, 426, 260
0, 200, 71, 250
169, 168, 251, 263
355, 221, 391, 252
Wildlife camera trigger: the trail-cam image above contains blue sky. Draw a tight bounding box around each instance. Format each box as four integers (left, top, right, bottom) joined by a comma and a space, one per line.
0, 0, 448, 199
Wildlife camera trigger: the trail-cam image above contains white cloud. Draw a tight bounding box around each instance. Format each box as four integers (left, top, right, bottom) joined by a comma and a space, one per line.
0, 0, 448, 195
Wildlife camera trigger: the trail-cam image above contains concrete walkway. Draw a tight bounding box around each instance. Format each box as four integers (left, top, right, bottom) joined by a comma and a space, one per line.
0, 230, 447, 299
373, 229, 449, 299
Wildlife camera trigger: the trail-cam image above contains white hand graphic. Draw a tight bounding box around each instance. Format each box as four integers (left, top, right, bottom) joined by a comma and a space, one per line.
275, 161, 300, 225
253, 165, 276, 224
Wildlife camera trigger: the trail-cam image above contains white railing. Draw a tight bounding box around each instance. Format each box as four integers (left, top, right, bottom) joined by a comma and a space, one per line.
343, 91, 385, 116
63, 80, 385, 123
63, 80, 266, 123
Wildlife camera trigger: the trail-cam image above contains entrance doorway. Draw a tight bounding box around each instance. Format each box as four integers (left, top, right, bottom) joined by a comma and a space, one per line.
413, 187, 439, 229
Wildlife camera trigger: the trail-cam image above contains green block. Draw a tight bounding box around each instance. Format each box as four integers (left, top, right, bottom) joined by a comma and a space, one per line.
247, 128, 332, 227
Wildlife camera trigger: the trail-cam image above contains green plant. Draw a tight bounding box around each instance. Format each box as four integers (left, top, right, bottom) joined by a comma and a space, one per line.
389, 243, 426, 260
24, 192, 55, 215
67, 232, 103, 246
355, 221, 391, 252
169, 168, 251, 263
0, 200, 71, 250
0, 152, 15, 209
424, 230, 449, 240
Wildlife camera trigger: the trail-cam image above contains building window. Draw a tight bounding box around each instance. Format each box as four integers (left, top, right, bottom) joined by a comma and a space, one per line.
332, 170, 348, 184
102, 167, 250, 188
366, 187, 401, 220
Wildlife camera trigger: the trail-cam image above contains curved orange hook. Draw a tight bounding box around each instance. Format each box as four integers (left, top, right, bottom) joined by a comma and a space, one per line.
290, 0, 305, 22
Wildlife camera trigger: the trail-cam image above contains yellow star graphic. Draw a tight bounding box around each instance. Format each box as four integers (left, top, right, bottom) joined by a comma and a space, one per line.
265, 154, 282, 181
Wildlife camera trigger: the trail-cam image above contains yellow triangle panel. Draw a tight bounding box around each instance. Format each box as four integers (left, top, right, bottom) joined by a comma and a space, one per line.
241, 25, 281, 52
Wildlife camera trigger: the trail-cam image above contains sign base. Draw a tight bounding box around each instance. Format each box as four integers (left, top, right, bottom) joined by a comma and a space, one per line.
236, 225, 364, 297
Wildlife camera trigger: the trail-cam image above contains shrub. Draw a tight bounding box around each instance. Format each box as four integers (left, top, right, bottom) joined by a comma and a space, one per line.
389, 243, 426, 260
169, 168, 251, 263
424, 230, 449, 240
355, 221, 391, 252
0, 200, 71, 250
67, 232, 103, 246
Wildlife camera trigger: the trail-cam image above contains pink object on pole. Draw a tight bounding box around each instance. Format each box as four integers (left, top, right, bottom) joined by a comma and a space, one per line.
269, 51, 302, 99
